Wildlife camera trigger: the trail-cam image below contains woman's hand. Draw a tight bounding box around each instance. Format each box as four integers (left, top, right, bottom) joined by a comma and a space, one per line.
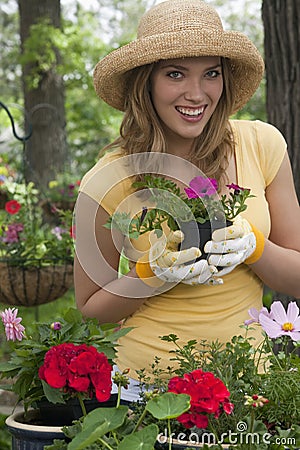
204, 216, 265, 276
147, 230, 222, 285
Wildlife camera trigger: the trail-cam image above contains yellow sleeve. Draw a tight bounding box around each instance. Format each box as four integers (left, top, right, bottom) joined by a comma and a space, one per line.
79, 149, 134, 215
254, 120, 287, 186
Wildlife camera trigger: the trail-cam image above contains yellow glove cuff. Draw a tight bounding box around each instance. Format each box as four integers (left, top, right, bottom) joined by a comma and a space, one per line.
245, 224, 265, 265
135, 255, 164, 287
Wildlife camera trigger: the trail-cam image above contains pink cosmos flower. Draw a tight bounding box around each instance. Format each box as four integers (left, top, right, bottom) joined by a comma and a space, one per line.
259, 301, 300, 341
184, 176, 218, 199
1, 307, 25, 341
244, 306, 274, 326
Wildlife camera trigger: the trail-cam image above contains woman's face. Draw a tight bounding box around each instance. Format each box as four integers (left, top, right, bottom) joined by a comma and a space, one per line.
150, 56, 223, 152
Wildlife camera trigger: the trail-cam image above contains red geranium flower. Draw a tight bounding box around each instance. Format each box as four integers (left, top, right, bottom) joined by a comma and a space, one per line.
38, 343, 113, 402
5, 200, 21, 215
168, 368, 234, 429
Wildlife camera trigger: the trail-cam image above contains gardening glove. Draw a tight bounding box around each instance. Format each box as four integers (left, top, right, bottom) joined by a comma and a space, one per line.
204, 216, 265, 277
136, 230, 221, 286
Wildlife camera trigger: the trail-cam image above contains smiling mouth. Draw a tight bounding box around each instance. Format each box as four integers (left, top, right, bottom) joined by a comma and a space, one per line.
176, 106, 205, 117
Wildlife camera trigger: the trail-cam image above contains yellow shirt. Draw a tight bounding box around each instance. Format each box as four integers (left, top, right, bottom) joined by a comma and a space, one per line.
79, 120, 286, 378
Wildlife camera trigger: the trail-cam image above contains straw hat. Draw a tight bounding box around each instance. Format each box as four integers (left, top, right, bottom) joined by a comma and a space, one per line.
93, 0, 264, 113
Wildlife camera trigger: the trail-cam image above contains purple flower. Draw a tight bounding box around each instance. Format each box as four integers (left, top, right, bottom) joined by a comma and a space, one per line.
184, 176, 218, 199
244, 306, 274, 326
259, 301, 300, 341
226, 183, 246, 192
2, 223, 24, 243
51, 226, 66, 240
1, 307, 25, 341
51, 321, 62, 331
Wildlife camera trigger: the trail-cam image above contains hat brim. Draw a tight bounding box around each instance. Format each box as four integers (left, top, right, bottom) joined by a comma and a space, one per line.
94, 29, 264, 113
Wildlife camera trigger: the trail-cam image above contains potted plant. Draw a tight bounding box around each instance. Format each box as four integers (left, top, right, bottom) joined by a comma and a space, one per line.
105, 175, 254, 259
8, 300, 297, 450
0, 179, 74, 306
0, 306, 131, 449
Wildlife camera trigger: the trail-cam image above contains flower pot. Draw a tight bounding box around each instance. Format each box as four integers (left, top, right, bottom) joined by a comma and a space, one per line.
37, 394, 118, 426
179, 219, 232, 261
5, 410, 66, 450
0, 260, 73, 306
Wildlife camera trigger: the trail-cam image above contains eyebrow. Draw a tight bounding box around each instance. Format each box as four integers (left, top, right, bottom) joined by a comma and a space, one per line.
159, 63, 222, 72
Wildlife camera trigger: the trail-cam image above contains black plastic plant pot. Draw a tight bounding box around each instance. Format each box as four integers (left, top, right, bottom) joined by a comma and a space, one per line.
178, 219, 232, 263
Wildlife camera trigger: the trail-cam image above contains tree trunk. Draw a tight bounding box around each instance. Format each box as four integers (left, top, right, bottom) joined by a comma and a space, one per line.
18, 0, 68, 190
262, 1, 300, 312
262, 0, 300, 199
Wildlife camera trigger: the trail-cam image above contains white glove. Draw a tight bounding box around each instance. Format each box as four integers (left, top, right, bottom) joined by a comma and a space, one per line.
149, 230, 222, 286
204, 216, 257, 277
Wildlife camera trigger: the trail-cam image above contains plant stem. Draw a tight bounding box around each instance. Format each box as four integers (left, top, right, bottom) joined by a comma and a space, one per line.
168, 419, 172, 450
98, 437, 114, 450
116, 383, 121, 408
133, 408, 147, 433
78, 394, 87, 417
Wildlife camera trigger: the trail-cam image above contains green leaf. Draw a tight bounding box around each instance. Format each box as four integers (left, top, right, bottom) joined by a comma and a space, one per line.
63, 308, 83, 325
146, 392, 190, 420
118, 423, 159, 450
42, 380, 65, 404
67, 406, 128, 450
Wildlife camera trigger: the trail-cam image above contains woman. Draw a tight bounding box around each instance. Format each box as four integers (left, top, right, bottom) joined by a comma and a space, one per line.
74, 0, 300, 401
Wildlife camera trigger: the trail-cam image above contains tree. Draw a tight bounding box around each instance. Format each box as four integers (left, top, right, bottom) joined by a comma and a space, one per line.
262, 0, 300, 199
18, 0, 68, 190
262, 0, 300, 313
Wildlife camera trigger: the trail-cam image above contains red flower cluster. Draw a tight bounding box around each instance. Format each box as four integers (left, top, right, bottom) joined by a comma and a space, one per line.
168, 369, 234, 429
38, 343, 112, 402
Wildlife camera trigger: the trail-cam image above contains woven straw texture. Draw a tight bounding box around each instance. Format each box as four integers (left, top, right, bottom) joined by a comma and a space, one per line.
93, 0, 264, 113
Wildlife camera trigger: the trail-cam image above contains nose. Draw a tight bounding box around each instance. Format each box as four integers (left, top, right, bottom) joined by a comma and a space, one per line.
184, 78, 204, 102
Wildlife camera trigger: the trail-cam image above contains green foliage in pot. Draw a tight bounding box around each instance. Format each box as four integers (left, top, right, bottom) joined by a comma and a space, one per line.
0, 307, 131, 414
104, 175, 254, 239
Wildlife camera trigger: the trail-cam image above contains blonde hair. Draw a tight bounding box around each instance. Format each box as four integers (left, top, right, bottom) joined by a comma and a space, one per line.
102, 58, 235, 185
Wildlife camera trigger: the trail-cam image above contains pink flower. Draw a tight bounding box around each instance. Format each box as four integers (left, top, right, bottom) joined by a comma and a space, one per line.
184, 176, 218, 199
244, 306, 274, 326
259, 301, 300, 341
1, 307, 25, 341
51, 226, 66, 240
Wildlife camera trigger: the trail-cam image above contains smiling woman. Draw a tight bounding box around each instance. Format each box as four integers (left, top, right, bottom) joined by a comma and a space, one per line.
74, 0, 300, 411
149, 57, 224, 152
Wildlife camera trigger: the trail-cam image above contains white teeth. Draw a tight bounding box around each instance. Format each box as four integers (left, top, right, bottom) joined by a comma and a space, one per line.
176, 106, 204, 116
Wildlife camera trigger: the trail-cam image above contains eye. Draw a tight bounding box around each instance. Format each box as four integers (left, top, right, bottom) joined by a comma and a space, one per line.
167, 71, 183, 79
205, 70, 222, 79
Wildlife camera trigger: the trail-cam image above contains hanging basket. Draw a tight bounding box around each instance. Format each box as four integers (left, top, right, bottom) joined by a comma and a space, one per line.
0, 258, 73, 306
